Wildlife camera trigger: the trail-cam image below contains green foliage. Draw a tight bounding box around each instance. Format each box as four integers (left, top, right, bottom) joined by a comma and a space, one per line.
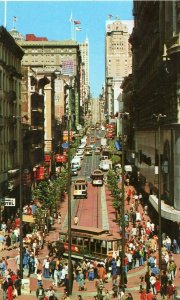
34, 207, 45, 228
108, 140, 116, 151
32, 181, 50, 203
111, 154, 121, 166
32, 169, 68, 226
112, 198, 120, 209
107, 169, 122, 220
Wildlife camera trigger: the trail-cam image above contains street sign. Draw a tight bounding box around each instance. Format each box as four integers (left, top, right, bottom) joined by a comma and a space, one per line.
62, 142, 69, 149
4, 198, 16, 206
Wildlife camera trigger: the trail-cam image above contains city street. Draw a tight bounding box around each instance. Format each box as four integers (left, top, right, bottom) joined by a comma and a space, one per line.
0, 3, 180, 299
2, 179, 180, 299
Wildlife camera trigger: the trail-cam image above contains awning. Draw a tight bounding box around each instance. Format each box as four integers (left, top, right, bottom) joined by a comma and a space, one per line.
149, 195, 180, 222
114, 140, 122, 151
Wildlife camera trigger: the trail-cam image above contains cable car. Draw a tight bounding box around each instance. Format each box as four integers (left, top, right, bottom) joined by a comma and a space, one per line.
91, 169, 104, 186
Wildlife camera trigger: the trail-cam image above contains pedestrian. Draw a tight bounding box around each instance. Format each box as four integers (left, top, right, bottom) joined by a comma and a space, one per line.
1, 221, 7, 235
172, 238, 178, 254
5, 235, 11, 250
95, 278, 104, 299
53, 267, 60, 287
7, 277, 13, 300
154, 276, 161, 295
11, 231, 17, 249
126, 293, 133, 300
2, 277, 8, 300
58, 212, 61, 224
74, 215, 79, 225
28, 253, 35, 276
47, 285, 57, 300
145, 271, 151, 292
111, 257, 117, 279
34, 255, 40, 275
146, 290, 153, 300
167, 260, 177, 281
126, 195, 130, 205
166, 280, 176, 300
161, 270, 169, 299
43, 256, 50, 278
149, 273, 156, 295
37, 269, 43, 287
14, 275, 22, 296
104, 289, 111, 300
117, 286, 125, 300
49, 257, 56, 279
36, 284, 45, 300
64, 274, 70, 296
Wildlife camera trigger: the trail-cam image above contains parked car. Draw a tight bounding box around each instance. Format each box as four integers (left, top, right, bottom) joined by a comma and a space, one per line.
99, 160, 110, 171
71, 168, 78, 176
76, 152, 84, 160
95, 147, 101, 155
85, 149, 92, 156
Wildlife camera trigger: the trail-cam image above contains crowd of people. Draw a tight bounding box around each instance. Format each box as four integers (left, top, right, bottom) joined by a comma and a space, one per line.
0, 181, 179, 299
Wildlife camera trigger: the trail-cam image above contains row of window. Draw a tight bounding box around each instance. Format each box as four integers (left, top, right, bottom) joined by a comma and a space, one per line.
27, 48, 74, 53
0, 44, 21, 73
0, 70, 20, 95
0, 150, 17, 172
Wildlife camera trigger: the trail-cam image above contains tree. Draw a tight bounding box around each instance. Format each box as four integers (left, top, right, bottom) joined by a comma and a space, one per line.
107, 169, 122, 222
32, 168, 68, 226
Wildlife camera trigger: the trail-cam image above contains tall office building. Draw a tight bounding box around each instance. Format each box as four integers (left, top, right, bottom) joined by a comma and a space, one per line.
105, 20, 132, 116
79, 37, 90, 102
128, 1, 180, 234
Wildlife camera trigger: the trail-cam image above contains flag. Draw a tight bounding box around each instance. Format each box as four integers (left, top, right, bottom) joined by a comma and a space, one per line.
108, 14, 113, 19
75, 27, 81, 31
74, 20, 81, 25
69, 12, 73, 23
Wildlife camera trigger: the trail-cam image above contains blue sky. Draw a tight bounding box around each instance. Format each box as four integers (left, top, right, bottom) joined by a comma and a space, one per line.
0, 1, 133, 97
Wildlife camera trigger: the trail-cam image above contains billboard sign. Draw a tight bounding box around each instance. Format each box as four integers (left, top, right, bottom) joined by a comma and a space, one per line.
62, 60, 74, 75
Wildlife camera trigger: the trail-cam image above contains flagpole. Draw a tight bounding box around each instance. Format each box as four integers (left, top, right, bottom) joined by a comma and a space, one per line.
4, 0, 7, 28
69, 11, 73, 40
13, 17, 16, 29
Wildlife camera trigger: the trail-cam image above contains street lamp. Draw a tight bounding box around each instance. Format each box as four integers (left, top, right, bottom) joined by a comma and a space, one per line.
119, 112, 129, 287
13, 114, 28, 279
152, 113, 166, 272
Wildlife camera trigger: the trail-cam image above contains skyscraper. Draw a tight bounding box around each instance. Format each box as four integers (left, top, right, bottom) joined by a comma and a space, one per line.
79, 37, 90, 101
105, 20, 132, 116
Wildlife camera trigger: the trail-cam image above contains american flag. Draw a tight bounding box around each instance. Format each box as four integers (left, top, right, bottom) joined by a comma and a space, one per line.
74, 20, 81, 25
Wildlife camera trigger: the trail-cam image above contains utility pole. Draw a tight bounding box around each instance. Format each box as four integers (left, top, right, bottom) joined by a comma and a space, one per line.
152, 113, 166, 273
67, 111, 72, 295
119, 112, 129, 287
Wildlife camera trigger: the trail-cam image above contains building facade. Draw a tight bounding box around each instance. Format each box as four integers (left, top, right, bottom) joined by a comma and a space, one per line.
0, 26, 24, 215
128, 1, 180, 230
18, 36, 82, 164
79, 38, 90, 105
18, 37, 82, 130
105, 20, 132, 116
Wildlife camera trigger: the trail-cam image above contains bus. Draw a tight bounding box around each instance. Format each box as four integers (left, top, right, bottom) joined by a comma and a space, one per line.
73, 178, 88, 199
91, 169, 104, 186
